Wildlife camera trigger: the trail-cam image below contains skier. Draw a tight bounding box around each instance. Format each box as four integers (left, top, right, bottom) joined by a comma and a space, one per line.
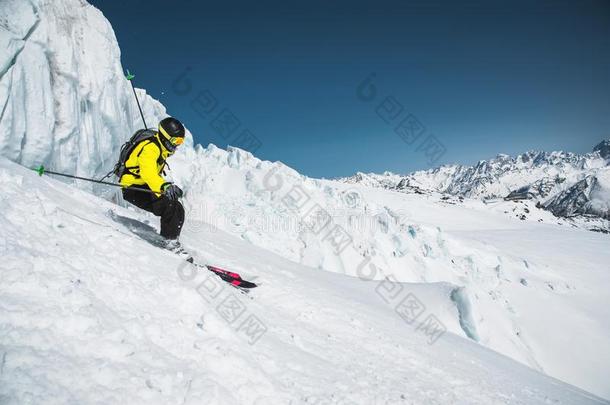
119, 117, 186, 249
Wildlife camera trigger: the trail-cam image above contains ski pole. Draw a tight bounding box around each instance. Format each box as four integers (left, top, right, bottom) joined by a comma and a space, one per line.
34, 165, 158, 195
97, 69, 145, 183
126, 69, 148, 129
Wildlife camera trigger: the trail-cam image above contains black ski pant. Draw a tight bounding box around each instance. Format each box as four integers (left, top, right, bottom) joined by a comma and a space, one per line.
122, 185, 185, 240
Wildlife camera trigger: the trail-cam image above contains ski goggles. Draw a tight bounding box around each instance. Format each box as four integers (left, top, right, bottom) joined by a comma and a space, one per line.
170, 136, 184, 146
159, 125, 185, 146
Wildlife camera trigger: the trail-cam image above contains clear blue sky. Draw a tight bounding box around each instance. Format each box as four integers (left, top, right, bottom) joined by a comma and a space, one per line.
89, 0, 610, 178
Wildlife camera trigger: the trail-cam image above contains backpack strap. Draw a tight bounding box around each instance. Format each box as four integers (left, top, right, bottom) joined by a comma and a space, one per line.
124, 137, 166, 178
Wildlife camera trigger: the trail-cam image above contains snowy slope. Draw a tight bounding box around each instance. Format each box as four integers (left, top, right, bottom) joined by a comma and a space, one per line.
161, 144, 610, 399
2, 157, 608, 405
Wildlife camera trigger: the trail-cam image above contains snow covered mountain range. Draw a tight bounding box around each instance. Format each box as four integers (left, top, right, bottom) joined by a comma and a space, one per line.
341, 141, 610, 232
1, 0, 609, 403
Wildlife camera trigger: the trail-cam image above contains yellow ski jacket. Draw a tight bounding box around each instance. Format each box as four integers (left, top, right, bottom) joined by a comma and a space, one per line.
119, 134, 171, 194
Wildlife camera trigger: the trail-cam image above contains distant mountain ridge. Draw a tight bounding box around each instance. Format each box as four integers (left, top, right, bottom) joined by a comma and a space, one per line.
340, 140, 610, 229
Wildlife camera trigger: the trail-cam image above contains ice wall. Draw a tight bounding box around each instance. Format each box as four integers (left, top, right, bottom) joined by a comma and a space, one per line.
0, 0, 169, 178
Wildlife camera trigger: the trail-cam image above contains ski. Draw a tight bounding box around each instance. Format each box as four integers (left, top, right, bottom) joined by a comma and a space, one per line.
106, 211, 258, 289
187, 257, 258, 290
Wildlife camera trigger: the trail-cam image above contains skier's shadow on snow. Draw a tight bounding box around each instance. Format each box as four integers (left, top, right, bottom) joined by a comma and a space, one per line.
110, 211, 165, 248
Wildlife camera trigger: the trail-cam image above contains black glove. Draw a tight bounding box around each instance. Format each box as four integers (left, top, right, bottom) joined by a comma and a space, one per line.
162, 183, 183, 201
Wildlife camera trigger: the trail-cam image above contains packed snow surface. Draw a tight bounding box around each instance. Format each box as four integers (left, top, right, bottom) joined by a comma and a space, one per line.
168, 145, 610, 400
1, 157, 608, 404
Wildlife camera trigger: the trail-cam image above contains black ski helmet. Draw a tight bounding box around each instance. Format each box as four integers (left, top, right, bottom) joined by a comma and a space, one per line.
158, 117, 185, 152
159, 117, 185, 139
